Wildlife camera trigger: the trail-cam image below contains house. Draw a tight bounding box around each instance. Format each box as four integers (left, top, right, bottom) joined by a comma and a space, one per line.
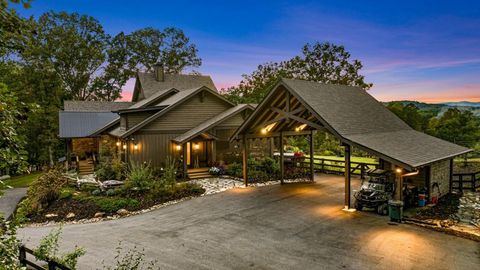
232, 78, 471, 208
59, 65, 254, 178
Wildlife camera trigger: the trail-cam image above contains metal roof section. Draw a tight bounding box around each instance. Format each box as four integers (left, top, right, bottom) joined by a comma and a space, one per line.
59, 112, 119, 138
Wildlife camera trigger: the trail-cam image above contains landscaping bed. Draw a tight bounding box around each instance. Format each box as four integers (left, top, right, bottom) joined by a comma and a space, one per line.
26, 183, 205, 223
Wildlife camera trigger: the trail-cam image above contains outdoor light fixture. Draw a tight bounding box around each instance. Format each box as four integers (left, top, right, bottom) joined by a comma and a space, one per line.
295, 124, 307, 132
122, 144, 127, 150
175, 145, 182, 151
194, 143, 200, 150
116, 141, 121, 147
134, 143, 139, 150
261, 122, 276, 134
395, 168, 402, 174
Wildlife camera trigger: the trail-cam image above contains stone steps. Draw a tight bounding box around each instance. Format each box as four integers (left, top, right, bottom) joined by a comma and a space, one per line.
188, 168, 211, 179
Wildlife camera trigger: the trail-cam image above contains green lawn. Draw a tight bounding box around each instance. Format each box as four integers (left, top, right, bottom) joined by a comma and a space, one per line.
2, 172, 43, 189
304, 155, 378, 174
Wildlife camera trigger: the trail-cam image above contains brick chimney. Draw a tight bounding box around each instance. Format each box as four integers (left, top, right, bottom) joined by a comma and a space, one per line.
154, 63, 164, 82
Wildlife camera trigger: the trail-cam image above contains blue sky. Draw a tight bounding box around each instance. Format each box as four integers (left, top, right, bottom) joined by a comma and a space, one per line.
19, 0, 480, 102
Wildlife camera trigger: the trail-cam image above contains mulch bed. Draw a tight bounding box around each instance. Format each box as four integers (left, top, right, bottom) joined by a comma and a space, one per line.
27, 187, 205, 223
413, 193, 461, 220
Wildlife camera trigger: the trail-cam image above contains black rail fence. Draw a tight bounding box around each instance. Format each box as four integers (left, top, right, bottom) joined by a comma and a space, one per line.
300, 157, 378, 178
452, 171, 480, 192
19, 245, 71, 270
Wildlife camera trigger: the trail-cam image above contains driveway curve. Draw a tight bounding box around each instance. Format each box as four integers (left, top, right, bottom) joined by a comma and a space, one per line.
18, 175, 479, 270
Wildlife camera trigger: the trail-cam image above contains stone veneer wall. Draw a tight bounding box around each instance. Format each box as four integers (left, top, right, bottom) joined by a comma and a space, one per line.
429, 159, 451, 199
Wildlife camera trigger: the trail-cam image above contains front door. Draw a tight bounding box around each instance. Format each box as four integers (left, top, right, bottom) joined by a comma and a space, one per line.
187, 141, 210, 168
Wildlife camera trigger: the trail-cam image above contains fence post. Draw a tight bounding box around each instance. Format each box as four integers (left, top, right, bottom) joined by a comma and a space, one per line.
321, 158, 325, 172
19, 245, 26, 266
459, 175, 463, 192
48, 260, 56, 270
360, 164, 365, 179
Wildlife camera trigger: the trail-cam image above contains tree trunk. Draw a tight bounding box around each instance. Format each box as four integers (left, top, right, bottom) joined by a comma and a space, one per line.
48, 145, 54, 168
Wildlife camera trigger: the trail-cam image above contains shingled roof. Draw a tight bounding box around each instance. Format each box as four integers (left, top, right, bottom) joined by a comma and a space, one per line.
64, 101, 134, 112
234, 78, 471, 169
137, 72, 217, 100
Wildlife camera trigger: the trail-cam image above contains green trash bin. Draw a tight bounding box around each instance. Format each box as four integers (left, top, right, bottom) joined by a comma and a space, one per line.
388, 200, 404, 222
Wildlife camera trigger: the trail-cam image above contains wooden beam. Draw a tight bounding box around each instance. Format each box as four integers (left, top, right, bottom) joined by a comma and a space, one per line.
344, 144, 351, 209
310, 130, 315, 181
183, 143, 188, 179
271, 107, 324, 130
242, 135, 249, 187
244, 130, 313, 139
280, 131, 284, 184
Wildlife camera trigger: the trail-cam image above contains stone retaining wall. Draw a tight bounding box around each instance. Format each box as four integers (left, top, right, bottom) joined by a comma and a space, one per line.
430, 159, 451, 199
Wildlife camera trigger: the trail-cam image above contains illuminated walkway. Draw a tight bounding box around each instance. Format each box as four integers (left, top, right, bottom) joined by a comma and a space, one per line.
19, 175, 479, 269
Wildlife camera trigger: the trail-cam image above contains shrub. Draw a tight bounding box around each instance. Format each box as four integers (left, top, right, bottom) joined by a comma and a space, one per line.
261, 157, 280, 175
226, 162, 242, 177
27, 169, 67, 213
58, 188, 74, 200
33, 226, 85, 270
101, 242, 157, 270
124, 162, 154, 192
96, 157, 125, 181
161, 156, 177, 188
94, 197, 139, 212
106, 189, 116, 196
91, 189, 102, 196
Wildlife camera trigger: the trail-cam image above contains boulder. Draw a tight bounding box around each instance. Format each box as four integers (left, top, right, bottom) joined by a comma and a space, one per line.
117, 208, 130, 216
66, 212, 76, 219
94, 212, 105, 218
45, 213, 58, 218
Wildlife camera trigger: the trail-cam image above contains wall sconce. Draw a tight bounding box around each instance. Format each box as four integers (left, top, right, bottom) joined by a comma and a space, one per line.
295, 124, 307, 132
134, 143, 139, 150
175, 144, 182, 151
122, 144, 127, 150
395, 168, 402, 174
116, 141, 121, 147
193, 143, 200, 150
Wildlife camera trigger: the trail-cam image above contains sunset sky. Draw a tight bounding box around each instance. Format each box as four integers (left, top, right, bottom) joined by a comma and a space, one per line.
20, 0, 480, 103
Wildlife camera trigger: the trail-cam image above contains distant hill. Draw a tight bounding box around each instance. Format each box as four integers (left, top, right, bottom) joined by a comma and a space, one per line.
384, 100, 480, 117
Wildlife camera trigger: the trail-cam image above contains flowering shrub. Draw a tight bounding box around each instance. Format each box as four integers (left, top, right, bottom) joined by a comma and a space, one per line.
209, 166, 224, 176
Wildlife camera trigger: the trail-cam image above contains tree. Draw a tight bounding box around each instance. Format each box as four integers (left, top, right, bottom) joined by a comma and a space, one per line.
428, 108, 480, 148
122, 27, 202, 73
0, 83, 30, 174
223, 42, 372, 104
0, 0, 32, 57
21, 11, 129, 101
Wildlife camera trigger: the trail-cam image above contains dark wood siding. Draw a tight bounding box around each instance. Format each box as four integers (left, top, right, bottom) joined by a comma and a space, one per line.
128, 133, 182, 167
142, 92, 231, 131
217, 113, 245, 128
126, 112, 152, 129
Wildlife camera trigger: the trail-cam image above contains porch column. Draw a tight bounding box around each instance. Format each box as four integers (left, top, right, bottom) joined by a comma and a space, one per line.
344, 144, 351, 209
242, 135, 248, 187
309, 131, 314, 181
280, 131, 284, 184
183, 143, 188, 179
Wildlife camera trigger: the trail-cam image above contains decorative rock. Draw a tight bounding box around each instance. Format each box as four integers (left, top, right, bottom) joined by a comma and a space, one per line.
66, 212, 76, 219
94, 212, 105, 218
45, 213, 58, 218
116, 208, 129, 216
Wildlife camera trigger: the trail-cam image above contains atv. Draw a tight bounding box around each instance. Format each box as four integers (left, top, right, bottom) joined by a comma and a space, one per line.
354, 169, 395, 215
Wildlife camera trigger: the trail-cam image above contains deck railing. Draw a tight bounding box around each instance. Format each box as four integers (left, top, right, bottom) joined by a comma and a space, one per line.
19, 245, 71, 270
452, 171, 480, 192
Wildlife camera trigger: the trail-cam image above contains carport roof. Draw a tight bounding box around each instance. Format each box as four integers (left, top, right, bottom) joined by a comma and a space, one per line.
234, 78, 471, 169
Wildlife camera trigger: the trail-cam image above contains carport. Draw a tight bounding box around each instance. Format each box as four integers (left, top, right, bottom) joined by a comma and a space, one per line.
231, 78, 471, 209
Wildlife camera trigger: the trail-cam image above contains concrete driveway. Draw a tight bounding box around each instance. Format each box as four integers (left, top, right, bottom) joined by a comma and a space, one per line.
0, 187, 27, 219
18, 175, 479, 270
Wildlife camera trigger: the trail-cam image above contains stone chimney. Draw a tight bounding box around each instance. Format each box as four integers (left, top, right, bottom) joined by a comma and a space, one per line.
154, 63, 164, 82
